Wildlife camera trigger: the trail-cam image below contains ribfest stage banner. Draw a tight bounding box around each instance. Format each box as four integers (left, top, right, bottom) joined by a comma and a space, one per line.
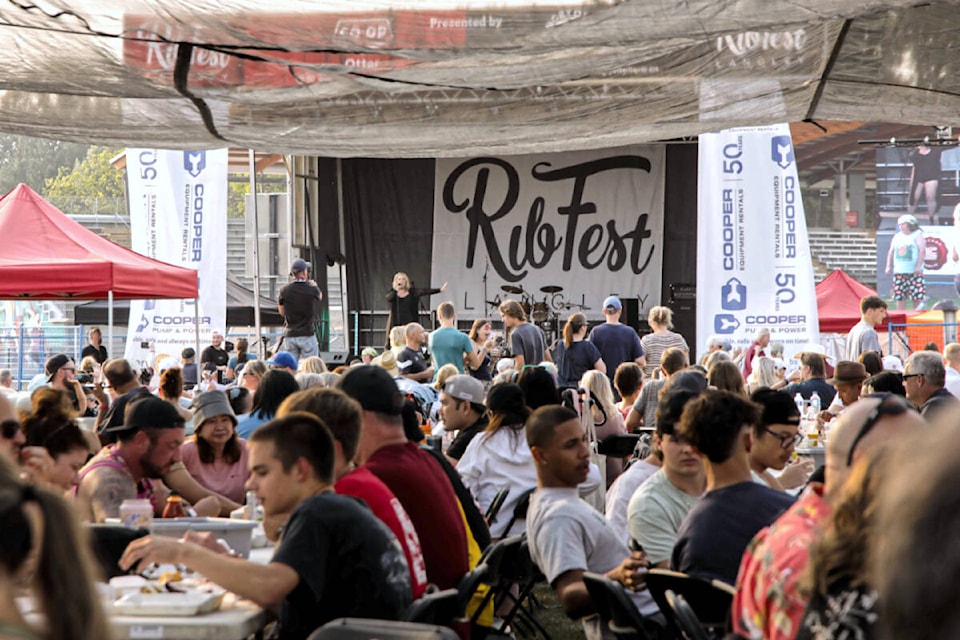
124, 149, 228, 372
696, 124, 819, 356
432, 147, 665, 321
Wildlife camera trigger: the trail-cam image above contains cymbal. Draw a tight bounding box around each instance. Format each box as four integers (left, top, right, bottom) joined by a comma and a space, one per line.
540, 285, 563, 293
501, 285, 524, 294
486, 300, 500, 307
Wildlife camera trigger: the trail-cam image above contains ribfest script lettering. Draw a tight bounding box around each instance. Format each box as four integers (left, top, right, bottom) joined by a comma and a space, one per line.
441, 156, 655, 283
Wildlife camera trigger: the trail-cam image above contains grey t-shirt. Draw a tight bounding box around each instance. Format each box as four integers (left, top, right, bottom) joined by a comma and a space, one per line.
632, 378, 666, 429
509, 322, 547, 365
527, 488, 658, 640
844, 320, 880, 361
626, 469, 701, 566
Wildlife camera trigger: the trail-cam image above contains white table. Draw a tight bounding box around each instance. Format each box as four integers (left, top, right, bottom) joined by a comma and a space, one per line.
111, 594, 265, 640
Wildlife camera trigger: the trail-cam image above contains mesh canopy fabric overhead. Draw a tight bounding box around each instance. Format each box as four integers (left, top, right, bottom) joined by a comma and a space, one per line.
0, 0, 955, 156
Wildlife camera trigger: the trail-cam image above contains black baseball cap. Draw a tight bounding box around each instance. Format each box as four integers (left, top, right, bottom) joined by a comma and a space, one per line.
750, 388, 801, 426
339, 365, 405, 416
45, 353, 73, 381
102, 396, 186, 434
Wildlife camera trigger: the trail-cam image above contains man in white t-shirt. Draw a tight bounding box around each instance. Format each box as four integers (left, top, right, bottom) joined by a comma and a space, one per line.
525, 405, 667, 640
844, 295, 887, 361
626, 389, 705, 565
943, 343, 960, 398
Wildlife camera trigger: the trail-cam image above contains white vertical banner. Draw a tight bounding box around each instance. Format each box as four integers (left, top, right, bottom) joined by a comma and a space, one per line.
696, 124, 819, 359
124, 149, 228, 372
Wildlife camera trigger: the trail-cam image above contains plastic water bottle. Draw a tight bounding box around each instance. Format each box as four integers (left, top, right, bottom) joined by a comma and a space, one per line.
809, 391, 821, 418
794, 393, 805, 416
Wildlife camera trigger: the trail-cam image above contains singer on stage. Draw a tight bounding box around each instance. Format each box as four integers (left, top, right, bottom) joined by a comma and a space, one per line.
385, 272, 447, 344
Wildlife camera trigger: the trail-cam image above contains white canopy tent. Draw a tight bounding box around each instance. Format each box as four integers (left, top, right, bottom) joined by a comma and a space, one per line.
0, 1, 955, 155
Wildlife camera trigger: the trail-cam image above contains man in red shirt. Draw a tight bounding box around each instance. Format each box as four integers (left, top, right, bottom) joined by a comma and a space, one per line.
341, 365, 469, 592
733, 395, 923, 639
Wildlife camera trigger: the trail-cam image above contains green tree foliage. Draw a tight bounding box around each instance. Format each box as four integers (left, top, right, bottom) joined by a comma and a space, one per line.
0, 134, 89, 195
44, 146, 126, 215
228, 176, 286, 218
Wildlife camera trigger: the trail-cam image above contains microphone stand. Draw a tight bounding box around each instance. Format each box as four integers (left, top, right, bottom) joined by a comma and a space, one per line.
483, 259, 489, 315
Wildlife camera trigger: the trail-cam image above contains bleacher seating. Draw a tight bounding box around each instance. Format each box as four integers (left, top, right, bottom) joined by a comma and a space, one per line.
807, 228, 877, 286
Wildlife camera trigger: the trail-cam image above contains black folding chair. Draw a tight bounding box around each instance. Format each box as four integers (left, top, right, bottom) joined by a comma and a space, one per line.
456, 563, 489, 617
582, 572, 658, 640
646, 569, 734, 638
471, 535, 552, 639
665, 590, 709, 640
403, 588, 461, 626
597, 434, 642, 458
308, 618, 458, 640
498, 487, 535, 539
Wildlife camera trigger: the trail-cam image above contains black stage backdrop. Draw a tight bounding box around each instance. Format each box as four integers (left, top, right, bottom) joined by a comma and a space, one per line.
321, 148, 698, 346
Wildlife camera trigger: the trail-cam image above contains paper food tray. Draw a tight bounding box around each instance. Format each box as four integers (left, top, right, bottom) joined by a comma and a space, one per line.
113, 589, 224, 616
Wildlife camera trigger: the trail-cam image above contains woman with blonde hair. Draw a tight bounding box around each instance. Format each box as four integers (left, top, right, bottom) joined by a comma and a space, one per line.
297, 356, 328, 374
554, 313, 605, 387
388, 326, 406, 355
748, 356, 780, 394
580, 369, 627, 487
0, 455, 112, 640
238, 359, 267, 393
640, 306, 689, 379
385, 271, 447, 348
709, 360, 747, 397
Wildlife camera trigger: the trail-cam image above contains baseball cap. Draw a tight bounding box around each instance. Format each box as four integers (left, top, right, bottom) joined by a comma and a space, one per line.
897, 214, 919, 227
102, 396, 185, 434
290, 258, 311, 274
267, 351, 298, 370
751, 388, 801, 426
443, 375, 484, 404
361, 347, 378, 359
191, 390, 237, 428
340, 365, 405, 416
45, 354, 72, 381
602, 296, 622, 312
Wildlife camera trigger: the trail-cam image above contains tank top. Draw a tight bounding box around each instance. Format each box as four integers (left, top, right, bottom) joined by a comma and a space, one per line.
892, 230, 922, 274
75, 445, 161, 513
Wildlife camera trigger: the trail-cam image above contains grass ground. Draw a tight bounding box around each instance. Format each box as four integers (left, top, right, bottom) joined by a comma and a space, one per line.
513, 583, 585, 640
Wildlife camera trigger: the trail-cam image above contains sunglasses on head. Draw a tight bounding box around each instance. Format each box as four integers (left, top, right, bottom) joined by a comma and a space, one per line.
845, 392, 911, 466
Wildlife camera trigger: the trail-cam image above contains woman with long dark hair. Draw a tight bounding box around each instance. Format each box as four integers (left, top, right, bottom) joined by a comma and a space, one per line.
21, 388, 90, 492
553, 313, 605, 388
466, 318, 496, 383
517, 366, 561, 410
0, 455, 112, 640
182, 391, 249, 503
236, 369, 300, 439
457, 383, 534, 539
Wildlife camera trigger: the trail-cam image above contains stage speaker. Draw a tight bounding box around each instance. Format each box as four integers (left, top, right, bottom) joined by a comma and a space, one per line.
621, 298, 640, 333
320, 351, 350, 367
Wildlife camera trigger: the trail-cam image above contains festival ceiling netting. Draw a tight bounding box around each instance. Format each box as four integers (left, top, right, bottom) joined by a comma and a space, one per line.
0, 0, 957, 156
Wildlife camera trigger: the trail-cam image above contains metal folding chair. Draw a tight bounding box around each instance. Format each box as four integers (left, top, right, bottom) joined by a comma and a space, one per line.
308, 617, 458, 640
582, 572, 658, 640
646, 569, 734, 638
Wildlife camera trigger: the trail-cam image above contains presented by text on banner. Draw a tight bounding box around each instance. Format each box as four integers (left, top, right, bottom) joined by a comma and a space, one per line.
696, 124, 819, 359
124, 149, 228, 372
432, 147, 665, 321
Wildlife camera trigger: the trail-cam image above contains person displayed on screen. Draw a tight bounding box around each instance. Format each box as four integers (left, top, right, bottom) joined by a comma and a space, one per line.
885, 214, 926, 311
906, 142, 942, 224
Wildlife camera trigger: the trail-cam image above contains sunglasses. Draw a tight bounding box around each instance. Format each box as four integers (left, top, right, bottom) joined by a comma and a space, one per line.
845, 392, 911, 466
902, 373, 922, 380
761, 426, 804, 450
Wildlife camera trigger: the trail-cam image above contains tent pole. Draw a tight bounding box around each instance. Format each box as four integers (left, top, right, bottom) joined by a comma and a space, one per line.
195, 298, 201, 370
249, 149, 263, 357
108, 290, 114, 357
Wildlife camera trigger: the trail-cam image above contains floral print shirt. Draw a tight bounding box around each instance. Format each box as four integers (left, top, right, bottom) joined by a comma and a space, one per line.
732, 483, 832, 640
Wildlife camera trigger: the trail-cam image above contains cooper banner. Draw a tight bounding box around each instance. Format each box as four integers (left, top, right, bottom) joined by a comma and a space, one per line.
432, 147, 665, 323
696, 124, 819, 359
124, 148, 228, 372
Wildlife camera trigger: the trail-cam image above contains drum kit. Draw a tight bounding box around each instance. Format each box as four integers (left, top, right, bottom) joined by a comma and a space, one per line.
493, 284, 590, 343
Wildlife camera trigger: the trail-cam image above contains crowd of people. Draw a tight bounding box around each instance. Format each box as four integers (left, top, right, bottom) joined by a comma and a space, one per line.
2, 275, 960, 640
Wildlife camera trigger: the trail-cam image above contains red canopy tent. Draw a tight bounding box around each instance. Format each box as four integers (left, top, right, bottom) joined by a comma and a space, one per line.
0, 183, 197, 299
815, 269, 906, 333
0, 183, 199, 350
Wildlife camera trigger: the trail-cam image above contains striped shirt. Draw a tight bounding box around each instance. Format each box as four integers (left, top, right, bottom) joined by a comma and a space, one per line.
640, 331, 689, 378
